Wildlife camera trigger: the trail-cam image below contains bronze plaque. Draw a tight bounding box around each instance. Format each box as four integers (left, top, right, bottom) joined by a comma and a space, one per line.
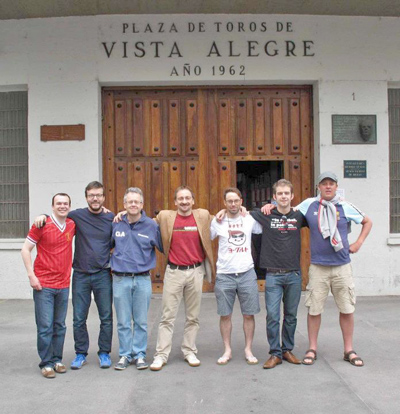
41, 124, 85, 141
332, 115, 376, 144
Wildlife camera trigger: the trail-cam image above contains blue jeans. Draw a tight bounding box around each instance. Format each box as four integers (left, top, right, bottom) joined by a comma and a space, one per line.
265, 271, 302, 358
113, 275, 152, 361
72, 269, 113, 355
33, 287, 69, 368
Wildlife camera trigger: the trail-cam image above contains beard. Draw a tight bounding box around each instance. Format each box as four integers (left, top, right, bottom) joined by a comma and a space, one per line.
88, 203, 102, 212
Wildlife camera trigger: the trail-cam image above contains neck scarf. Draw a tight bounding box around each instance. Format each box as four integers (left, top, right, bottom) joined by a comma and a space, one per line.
317, 194, 343, 252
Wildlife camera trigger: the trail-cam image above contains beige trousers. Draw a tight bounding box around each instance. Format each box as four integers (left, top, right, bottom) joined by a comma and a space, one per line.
154, 263, 205, 362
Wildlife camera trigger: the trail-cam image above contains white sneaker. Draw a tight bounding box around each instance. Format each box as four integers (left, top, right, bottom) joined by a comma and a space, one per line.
185, 354, 201, 367
150, 357, 166, 371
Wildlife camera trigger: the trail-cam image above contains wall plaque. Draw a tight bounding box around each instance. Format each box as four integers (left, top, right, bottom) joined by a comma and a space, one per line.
41, 124, 85, 141
344, 160, 367, 178
332, 115, 376, 144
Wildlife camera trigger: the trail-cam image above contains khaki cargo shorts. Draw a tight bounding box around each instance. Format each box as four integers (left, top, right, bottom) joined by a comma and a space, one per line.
305, 263, 356, 315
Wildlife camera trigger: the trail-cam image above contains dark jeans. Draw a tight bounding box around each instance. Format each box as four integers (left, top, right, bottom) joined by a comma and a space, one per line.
72, 269, 113, 355
265, 271, 302, 358
33, 287, 69, 368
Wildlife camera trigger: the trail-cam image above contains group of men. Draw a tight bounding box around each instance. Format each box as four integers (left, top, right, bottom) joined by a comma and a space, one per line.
21, 171, 372, 379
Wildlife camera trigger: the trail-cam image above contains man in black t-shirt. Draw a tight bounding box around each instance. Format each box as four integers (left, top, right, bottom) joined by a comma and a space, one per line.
251, 179, 307, 369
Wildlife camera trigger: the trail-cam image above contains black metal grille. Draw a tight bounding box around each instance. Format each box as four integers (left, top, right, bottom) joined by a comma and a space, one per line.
0, 91, 29, 238
389, 89, 400, 233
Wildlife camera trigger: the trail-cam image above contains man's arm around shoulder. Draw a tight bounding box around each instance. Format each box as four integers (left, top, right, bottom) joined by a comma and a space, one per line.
154, 209, 170, 225
195, 208, 214, 222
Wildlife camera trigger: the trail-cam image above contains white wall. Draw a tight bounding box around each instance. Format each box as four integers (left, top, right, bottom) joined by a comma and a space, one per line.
1, 14, 399, 297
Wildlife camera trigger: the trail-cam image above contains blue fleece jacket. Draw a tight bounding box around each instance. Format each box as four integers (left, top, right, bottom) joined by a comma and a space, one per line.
110, 211, 163, 273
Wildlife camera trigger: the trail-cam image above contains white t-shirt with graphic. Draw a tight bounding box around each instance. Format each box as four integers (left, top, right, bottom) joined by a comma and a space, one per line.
210, 215, 262, 274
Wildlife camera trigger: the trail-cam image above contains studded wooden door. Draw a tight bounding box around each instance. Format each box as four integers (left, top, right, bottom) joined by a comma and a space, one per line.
103, 86, 313, 292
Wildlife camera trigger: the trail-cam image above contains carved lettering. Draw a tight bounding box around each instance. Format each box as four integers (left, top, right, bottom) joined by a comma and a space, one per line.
248, 41, 259, 57
214, 22, 222, 32
150, 41, 164, 58
265, 41, 278, 56
102, 42, 116, 58
134, 42, 145, 57
105, 20, 317, 65
286, 41, 296, 57
169, 42, 182, 58
170, 64, 201, 77
207, 42, 221, 57
188, 22, 205, 32
229, 41, 241, 57
303, 40, 315, 56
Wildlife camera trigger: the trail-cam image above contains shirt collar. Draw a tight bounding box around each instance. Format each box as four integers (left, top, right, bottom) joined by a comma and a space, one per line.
50, 214, 66, 232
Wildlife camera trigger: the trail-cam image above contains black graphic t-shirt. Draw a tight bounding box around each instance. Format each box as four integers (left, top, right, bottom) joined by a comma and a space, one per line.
250, 208, 307, 270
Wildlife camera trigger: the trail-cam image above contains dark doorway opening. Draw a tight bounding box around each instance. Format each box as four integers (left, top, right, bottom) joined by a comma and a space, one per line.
237, 161, 284, 280
237, 161, 284, 209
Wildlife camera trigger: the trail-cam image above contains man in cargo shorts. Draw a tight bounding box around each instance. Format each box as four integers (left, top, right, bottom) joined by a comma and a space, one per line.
211, 187, 262, 365
298, 172, 372, 367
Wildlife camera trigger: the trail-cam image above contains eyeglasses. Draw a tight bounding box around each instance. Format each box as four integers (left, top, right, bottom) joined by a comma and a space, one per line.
126, 200, 142, 205
226, 199, 241, 205
87, 194, 104, 199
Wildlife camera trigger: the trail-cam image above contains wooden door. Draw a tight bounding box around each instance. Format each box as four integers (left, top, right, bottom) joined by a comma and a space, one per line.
103, 86, 313, 292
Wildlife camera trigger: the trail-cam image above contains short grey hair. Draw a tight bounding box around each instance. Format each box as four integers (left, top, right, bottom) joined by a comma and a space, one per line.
123, 187, 144, 203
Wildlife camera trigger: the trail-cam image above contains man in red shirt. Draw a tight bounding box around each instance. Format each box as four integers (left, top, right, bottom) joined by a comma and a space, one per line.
150, 186, 215, 371
21, 193, 75, 378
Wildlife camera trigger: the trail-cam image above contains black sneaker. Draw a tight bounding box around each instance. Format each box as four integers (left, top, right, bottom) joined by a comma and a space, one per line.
134, 358, 149, 370
114, 356, 130, 370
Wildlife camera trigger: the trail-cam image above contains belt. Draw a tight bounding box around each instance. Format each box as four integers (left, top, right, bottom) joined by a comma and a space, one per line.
266, 268, 296, 274
168, 262, 202, 271
112, 271, 150, 277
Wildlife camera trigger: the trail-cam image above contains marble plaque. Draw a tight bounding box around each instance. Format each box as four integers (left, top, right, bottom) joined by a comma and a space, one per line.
332, 115, 376, 144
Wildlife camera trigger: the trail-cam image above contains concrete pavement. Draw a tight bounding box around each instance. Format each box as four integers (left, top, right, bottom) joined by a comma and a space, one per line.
0, 294, 398, 414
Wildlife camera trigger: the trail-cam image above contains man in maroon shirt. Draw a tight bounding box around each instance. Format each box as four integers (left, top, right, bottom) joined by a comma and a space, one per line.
150, 186, 215, 371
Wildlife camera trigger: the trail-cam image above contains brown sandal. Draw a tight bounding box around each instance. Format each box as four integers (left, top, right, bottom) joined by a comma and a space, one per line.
344, 350, 364, 367
302, 349, 317, 365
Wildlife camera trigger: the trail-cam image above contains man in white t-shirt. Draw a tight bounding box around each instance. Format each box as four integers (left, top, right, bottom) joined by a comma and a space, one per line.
211, 188, 262, 365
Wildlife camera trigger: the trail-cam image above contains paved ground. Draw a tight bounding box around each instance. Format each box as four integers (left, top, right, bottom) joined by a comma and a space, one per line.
0, 294, 398, 414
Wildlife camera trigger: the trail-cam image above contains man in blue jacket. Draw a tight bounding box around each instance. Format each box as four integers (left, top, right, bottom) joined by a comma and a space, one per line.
111, 187, 163, 371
